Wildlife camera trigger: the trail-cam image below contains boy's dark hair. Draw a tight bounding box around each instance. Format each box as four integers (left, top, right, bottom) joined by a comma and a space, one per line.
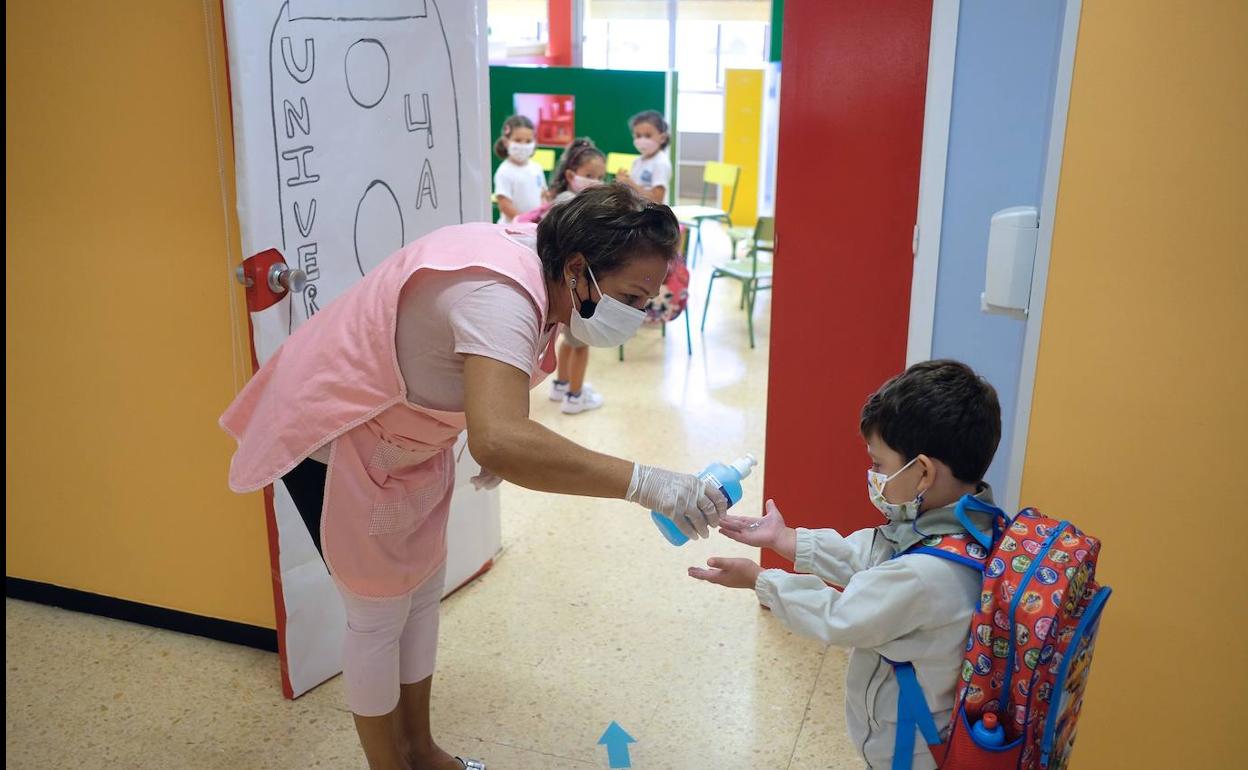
494, 114, 535, 159
548, 137, 606, 197
536, 183, 679, 282
860, 360, 1002, 483
629, 110, 670, 149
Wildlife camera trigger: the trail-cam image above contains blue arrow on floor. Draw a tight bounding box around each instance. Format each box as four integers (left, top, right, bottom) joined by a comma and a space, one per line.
597, 721, 637, 768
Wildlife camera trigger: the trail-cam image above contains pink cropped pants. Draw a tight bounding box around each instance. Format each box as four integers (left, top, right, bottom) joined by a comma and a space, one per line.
337, 564, 446, 717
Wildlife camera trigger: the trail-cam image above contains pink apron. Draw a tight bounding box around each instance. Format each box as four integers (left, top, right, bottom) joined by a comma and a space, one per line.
221, 223, 556, 598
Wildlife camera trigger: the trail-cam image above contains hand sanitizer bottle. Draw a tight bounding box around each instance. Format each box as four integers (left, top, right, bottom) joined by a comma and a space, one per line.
651, 454, 758, 546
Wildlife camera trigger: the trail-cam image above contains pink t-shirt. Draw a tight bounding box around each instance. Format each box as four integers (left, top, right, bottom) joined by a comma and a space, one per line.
309, 269, 548, 464
394, 267, 553, 412
305, 230, 551, 464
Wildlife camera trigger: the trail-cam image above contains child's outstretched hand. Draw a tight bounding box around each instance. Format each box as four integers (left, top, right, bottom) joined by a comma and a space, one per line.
688, 557, 762, 589
719, 499, 785, 547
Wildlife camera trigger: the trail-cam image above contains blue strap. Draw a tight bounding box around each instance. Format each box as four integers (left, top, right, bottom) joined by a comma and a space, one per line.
955, 494, 1007, 550
888, 660, 942, 770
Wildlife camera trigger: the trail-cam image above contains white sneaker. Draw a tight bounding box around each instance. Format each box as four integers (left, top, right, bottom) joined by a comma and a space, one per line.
550, 380, 594, 402
561, 386, 605, 414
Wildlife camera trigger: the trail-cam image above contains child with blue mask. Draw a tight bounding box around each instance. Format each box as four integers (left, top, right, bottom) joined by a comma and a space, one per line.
689, 360, 1003, 770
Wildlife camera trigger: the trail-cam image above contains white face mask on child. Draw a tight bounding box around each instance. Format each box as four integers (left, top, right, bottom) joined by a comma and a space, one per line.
867, 458, 924, 523
508, 141, 536, 162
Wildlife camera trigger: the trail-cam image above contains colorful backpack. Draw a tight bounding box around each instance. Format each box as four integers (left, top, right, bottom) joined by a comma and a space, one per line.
643, 224, 691, 323
887, 495, 1111, 770
644, 257, 690, 323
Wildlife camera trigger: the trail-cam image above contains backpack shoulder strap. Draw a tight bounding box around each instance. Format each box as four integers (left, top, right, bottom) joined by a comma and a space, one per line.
908, 545, 985, 572
955, 493, 1008, 549
884, 658, 944, 770
894, 495, 1007, 569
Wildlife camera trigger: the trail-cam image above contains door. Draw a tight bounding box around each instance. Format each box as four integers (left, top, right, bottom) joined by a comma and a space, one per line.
908, 0, 1081, 510
221, 0, 494, 699
762, 0, 936, 561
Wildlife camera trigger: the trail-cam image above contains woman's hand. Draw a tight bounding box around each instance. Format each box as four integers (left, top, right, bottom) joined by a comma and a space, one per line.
625, 464, 728, 539
718, 500, 798, 561
688, 557, 762, 590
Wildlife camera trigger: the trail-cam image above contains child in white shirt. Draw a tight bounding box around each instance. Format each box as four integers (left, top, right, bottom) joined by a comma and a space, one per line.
617, 110, 671, 204
690, 360, 1003, 770
493, 115, 547, 224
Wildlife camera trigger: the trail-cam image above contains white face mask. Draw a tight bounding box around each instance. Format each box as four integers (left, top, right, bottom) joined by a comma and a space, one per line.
567, 264, 645, 348
633, 136, 660, 156
569, 174, 602, 194
508, 141, 536, 162
867, 457, 924, 523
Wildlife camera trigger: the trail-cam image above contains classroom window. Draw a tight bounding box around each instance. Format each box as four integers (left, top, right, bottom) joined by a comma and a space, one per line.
583, 2, 769, 134
488, 0, 549, 60
582, 19, 671, 71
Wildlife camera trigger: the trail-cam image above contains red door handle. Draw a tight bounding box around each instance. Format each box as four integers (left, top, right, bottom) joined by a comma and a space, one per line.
235, 248, 306, 313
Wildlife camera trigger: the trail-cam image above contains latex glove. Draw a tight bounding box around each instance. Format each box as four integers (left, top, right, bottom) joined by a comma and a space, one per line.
688, 557, 762, 589
470, 468, 503, 491
625, 463, 728, 540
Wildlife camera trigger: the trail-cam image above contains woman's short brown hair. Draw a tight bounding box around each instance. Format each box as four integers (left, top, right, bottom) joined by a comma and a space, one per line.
535, 183, 679, 282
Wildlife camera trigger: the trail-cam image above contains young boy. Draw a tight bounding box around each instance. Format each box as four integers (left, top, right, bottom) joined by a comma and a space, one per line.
690, 360, 1002, 770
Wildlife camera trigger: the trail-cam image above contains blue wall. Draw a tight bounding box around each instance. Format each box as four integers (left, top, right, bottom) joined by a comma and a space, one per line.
931, 1, 1065, 496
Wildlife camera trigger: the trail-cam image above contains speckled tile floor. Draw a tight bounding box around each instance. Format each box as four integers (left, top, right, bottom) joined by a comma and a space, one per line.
7, 226, 860, 769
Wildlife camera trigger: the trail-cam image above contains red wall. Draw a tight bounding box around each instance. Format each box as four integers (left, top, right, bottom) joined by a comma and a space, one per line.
546, 0, 573, 67
489, 0, 573, 67
762, 0, 933, 569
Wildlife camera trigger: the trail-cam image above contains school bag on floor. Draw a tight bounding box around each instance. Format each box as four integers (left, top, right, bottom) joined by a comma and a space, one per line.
887, 495, 1112, 770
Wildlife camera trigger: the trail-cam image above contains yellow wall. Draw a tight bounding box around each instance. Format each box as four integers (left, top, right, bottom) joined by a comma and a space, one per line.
1021, 2, 1247, 766
5, 2, 274, 628
722, 68, 763, 228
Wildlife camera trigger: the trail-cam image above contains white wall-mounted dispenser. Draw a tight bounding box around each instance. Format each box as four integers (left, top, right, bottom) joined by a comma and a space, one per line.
981, 205, 1039, 319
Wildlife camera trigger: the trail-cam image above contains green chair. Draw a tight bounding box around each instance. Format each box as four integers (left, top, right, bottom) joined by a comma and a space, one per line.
700, 215, 774, 349
619, 304, 693, 361
728, 216, 773, 262
670, 161, 741, 267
